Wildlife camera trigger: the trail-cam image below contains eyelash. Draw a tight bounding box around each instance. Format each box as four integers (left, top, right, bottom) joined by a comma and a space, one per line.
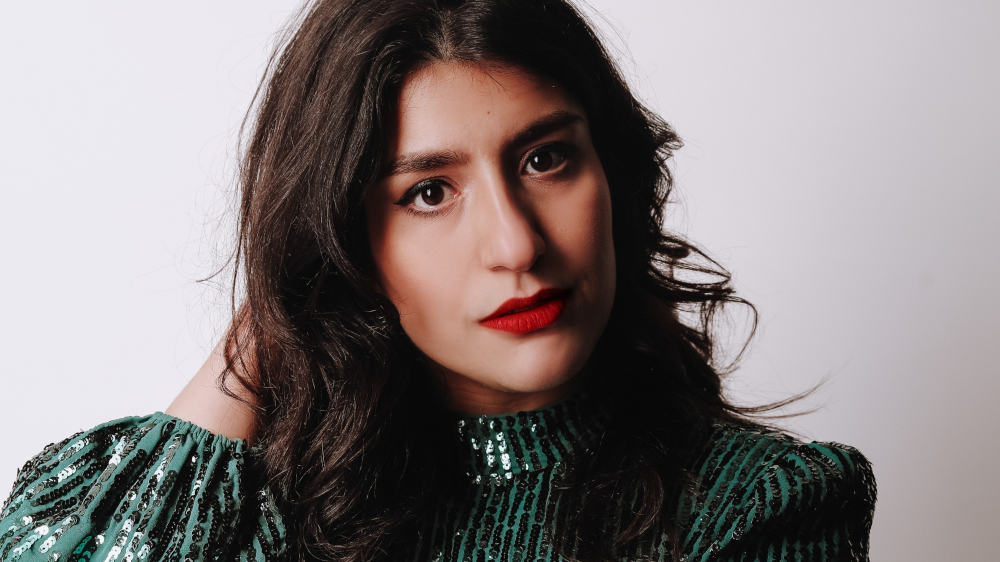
523, 142, 577, 174
394, 179, 449, 208
393, 142, 579, 215
404, 207, 442, 218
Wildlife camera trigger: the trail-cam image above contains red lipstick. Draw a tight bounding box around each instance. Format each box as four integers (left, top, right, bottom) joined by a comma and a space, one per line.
479, 288, 571, 335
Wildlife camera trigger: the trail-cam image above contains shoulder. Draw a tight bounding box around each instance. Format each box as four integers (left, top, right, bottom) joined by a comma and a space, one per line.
1, 413, 285, 561
676, 422, 876, 561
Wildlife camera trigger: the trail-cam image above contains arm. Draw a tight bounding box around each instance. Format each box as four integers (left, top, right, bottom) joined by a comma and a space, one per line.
1, 332, 281, 561
0, 413, 285, 562
165, 338, 258, 442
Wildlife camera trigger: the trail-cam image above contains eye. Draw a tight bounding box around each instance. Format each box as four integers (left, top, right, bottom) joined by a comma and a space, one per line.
523, 144, 575, 175
394, 179, 456, 213
415, 183, 445, 208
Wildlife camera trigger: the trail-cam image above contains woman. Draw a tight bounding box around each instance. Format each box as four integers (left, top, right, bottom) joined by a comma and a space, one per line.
0, 0, 875, 560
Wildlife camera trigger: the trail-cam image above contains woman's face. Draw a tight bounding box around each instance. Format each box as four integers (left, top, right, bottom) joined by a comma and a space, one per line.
366, 62, 615, 414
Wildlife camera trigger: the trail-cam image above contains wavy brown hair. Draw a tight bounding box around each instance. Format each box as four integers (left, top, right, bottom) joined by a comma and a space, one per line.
220, 0, 782, 560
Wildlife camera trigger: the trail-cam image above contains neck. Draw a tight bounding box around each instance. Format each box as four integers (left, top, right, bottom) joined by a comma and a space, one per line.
436, 367, 586, 415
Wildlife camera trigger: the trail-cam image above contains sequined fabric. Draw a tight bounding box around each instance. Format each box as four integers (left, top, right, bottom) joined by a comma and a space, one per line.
676, 424, 875, 561
1, 397, 875, 561
0, 414, 285, 561
407, 396, 613, 560
407, 398, 875, 561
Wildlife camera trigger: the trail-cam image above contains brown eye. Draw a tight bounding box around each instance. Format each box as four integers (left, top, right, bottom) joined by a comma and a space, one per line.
420, 184, 445, 206
528, 151, 554, 172
524, 148, 568, 174
394, 179, 457, 214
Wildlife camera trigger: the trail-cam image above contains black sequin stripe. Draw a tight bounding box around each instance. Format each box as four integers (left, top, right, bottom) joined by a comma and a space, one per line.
486, 483, 508, 555
522, 466, 551, 557
256, 489, 283, 558
84, 442, 143, 523
4, 433, 80, 507
540, 408, 572, 463
202, 447, 235, 560
150, 447, 200, 560
552, 400, 585, 455
253, 525, 279, 562
698, 427, 743, 487
685, 431, 779, 553
29, 473, 84, 508
504, 417, 528, 472
511, 472, 538, 552
497, 483, 522, 554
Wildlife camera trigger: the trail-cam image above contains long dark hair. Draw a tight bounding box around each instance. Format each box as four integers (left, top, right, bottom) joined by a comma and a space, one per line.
221, 0, 775, 560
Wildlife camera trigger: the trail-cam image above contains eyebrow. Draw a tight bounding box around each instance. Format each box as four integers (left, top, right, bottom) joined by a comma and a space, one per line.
383, 149, 468, 177
381, 110, 586, 178
506, 110, 585, 153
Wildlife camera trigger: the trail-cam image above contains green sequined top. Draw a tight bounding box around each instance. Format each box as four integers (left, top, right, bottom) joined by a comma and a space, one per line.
1, 396, 875, 561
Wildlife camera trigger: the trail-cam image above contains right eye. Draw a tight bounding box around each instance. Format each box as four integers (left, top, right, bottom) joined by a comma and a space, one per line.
394, 179, 457, 213
414, 183, 446, 208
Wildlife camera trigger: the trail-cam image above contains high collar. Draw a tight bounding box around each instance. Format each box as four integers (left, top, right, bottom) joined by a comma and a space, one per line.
452, 392, 608, 485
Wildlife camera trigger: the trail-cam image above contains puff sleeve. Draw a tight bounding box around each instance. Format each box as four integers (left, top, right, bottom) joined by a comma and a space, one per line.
0, 413, 286, 562
678, 426, 876, 562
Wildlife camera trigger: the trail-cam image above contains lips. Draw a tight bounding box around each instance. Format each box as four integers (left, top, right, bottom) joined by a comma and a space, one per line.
479, 287, 571, 335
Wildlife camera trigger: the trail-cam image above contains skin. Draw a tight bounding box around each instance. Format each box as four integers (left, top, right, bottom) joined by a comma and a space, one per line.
166, 339, 256, 440
166, 61, 617, 437
366, 62, 616, 414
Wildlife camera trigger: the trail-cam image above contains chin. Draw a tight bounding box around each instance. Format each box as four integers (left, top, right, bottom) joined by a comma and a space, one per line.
487, 336, 591, 394
490, 369, 576, 395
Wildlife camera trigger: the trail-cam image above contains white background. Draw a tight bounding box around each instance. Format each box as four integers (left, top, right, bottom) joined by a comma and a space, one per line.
1, 1, 997, 560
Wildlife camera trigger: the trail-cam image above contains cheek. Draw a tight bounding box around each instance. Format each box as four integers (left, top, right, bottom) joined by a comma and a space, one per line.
551, 178, 616, 332
367, 212, 466, 343
589, 186, 617, 297
371, 221, 429, 315
553, 180, 615, 277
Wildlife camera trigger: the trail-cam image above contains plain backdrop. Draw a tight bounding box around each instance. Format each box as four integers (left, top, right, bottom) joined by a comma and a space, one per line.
1, 1, 997, 560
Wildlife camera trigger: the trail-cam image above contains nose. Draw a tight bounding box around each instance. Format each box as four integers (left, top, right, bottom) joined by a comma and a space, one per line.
478, 174, 546, 272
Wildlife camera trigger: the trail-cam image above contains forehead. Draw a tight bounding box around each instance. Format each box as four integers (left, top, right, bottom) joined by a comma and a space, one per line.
390, 63, 580, 151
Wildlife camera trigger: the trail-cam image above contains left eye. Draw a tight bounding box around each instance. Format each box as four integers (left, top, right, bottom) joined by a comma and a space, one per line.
524, 149, 567, 174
